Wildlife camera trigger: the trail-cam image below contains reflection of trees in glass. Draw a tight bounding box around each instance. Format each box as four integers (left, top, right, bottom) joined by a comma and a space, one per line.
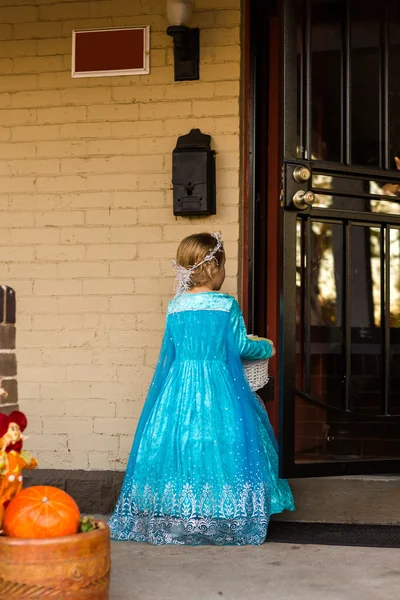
369, 228, 400, 328
390, 228, 400, 328
311, 222, 337, 325
369, 228, 381, 327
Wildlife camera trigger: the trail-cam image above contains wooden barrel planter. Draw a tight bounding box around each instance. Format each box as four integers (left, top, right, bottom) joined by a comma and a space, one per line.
0, 522, 110, 599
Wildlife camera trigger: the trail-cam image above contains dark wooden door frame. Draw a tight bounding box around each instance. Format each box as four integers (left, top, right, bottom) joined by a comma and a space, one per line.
242, 0, 281, 430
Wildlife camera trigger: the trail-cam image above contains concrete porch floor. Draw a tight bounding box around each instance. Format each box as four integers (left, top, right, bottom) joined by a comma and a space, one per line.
109, 540, 399, 600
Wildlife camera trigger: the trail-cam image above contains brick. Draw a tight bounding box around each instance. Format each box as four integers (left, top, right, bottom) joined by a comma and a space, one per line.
112, 85, 166, 104
33, 279, 82, 296
24, 434, 67, 454
112, 192, 165, 209
43, 417, 93, 435
110, 260, 160, 278
91, 381, 141, 400
0, 109, 36, 126
18, 331, 58, 348
18, 296, 58, 315
86, 209, 137, 226
41, 382, 91, 400
37, 38, 71, 57
0, 378, 17, 404
58, 295, 109, 313
24, 399, 65, 418
36, 175, 86, 193
115, 398, 143, 419
39, 2, 90, 21
9, 159, 61, 176
13, 22, 63, 41
109, 295, 161, 314
137, 208, 177, 225
13, 56, 64, 75
61, 156, 155, 175
12, 124, 59, 142
214, 80, 240, 97
109, 329, 162, 348
0, 353, 17, 377
35, 211, 84, 227
19, 366, 66, 383
0, 74, 38, 93
61, 227, 110, 244
37, 141, 86, 158
60, 122, 111, 139
137, 137, 175, 155
215, 45, 241, 62
0, 246, 34, 262
67, 366, 116, 382
0, 5, 38, 23
0, 25, 12, 42
37, 106, 87, 125
42, 348, 93, 366
34, 314, 98, 332
139, 242, 176, 259
110, 120, 164, 139
61, 88, 112, 106
0, 176, 35, 194
67, 431, 118, 453
164, 83, 215, 101
163, 117, 214, 136
140, 101, 191, 121
99, 314, 137, 330
117, 366, 154, 384
86, 174, 138, 191
192, 99, 239, 117
83, 278, 134, 296
85, 245, 137, 260
87, 139, 138, 156
58, 262, 109, 279
87, 104, 139, 122
35, 245, 86, 262
137, 173, 171, 191
201, 62, 240, 81
135, 278, 171, 295
137, 313, 166, 331
93, 417, 137, 436
12, 90, 62, 109
10, 228, 59, 245
215, 9, 241, 26
93, 348, 144, 366
0, 127, 10, 141
10, 261, 56, 280
0, 211, 35, 227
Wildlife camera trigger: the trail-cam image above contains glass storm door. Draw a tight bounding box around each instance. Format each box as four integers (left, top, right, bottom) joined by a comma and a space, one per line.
280, 0, 400, 477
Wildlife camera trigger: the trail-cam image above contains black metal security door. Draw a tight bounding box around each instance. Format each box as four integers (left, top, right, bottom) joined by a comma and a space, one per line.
280, 0, 400, 477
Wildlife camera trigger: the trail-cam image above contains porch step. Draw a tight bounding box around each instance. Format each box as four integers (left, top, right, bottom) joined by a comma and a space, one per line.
273, 476, 400, 526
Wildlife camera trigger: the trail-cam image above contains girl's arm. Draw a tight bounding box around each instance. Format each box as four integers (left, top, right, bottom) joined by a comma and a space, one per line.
229, 299, 274, 360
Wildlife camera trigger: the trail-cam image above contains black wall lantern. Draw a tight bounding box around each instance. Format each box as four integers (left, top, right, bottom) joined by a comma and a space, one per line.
166, 0, 200, 81
172, 129, 216, 217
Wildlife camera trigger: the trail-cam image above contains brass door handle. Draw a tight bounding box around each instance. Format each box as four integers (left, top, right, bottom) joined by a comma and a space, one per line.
292, 190, 316, 210
293, 165, 311, 183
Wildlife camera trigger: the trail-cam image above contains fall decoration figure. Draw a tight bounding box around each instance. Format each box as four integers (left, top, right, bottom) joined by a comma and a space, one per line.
0, 410, 38, 522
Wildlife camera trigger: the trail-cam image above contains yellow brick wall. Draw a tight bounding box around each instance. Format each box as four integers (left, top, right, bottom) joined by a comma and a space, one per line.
0, 0, 242, 470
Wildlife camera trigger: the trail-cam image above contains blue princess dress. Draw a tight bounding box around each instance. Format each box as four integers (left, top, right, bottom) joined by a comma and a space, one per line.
108, 292, 295, 545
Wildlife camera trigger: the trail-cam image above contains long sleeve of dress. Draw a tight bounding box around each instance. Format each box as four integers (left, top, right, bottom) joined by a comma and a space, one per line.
229, 299, 273, 360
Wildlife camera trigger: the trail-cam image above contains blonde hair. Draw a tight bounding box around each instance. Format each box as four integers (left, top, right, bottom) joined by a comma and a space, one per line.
176, 233, 225, 289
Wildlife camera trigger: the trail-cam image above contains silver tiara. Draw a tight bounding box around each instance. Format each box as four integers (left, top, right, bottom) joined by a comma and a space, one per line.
172, 232, 223, 295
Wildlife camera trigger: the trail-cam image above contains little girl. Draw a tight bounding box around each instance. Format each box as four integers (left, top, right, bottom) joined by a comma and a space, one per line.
108, 232, 295, 545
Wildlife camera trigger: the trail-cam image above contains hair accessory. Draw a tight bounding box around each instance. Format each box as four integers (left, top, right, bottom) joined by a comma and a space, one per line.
172, 232, 223, 295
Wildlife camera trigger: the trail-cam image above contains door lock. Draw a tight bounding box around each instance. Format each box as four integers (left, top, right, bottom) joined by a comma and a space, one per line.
292, 190, 316, 210
293, 165, 311, 183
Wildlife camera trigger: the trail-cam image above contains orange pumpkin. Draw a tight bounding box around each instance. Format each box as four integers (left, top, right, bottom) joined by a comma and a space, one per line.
0, 503, 4, 530
3, 486, 80, 539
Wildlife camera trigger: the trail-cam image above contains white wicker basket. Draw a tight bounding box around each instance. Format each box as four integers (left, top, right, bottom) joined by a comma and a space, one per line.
243, 359, 269, 392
